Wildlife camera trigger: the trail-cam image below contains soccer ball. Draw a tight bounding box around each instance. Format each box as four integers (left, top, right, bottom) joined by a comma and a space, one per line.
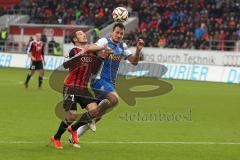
112, 7, 128, 22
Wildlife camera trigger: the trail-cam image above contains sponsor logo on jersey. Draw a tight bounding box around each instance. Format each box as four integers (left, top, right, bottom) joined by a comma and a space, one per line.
81, 56, 92, 63
108, 53, 122, 62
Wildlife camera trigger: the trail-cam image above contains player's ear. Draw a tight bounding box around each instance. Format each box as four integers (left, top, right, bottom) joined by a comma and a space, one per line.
73, 37, 77, 43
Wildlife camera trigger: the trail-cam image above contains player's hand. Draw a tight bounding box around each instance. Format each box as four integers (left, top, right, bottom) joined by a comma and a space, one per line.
31, 56, 36, 61
136, 39, 144, 51
105, 47, 113, 54
102, 45, 113, 54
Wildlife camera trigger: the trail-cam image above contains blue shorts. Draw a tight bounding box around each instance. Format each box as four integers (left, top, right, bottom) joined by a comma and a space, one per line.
91, 79, 115, 100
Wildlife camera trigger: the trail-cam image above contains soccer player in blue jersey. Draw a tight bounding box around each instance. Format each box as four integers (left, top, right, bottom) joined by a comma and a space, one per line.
69, 23, 144, 142
91, 23, 144, 107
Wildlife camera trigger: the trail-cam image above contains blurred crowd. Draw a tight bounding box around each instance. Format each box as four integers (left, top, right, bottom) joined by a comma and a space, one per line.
11, 0, 125, 27
1, 0, 240, 50
125, 0, 240, 50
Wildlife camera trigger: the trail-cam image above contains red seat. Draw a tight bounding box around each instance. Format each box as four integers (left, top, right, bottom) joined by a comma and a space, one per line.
0, 0, 20, 9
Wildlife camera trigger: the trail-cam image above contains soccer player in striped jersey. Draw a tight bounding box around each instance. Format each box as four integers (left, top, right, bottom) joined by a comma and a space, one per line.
51, 30, 111, 149
24, 33, 45, 88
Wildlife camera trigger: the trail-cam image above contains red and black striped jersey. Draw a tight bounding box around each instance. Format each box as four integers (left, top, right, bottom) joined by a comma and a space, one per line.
27, 40, 44, 61
64, 47, 102, 88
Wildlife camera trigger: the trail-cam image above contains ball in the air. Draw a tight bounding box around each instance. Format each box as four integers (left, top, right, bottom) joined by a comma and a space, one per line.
112, 7, 128, 22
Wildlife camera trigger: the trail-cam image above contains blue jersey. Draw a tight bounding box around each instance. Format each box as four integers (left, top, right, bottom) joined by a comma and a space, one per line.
95, 38, 132, 84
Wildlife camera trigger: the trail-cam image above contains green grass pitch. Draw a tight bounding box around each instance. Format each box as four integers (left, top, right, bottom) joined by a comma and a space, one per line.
0, 67, 240, 160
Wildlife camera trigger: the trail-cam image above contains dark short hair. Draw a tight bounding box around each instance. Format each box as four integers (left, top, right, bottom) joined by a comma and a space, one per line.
113, 23, 125, 31
70, 30, 78, 44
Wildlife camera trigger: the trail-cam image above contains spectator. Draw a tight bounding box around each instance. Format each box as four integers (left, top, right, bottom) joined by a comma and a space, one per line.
64, 32, 71, 43
237, 25, 240, 40
158, 36, 166, 48
41, 33, 47, 44
53, 43, 61, 56
195, 23, 208, 49
0, 28, 8, 51
48, 37, 56, 55
92, 27, 100, 42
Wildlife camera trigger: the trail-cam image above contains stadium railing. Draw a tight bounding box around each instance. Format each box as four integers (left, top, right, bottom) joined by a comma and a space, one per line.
201, 39, 239, 52
1, 8, 32, 15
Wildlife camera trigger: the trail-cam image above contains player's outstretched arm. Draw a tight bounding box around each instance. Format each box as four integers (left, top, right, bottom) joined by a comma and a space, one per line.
127, 39, 144, 65
84, 44, 112, 53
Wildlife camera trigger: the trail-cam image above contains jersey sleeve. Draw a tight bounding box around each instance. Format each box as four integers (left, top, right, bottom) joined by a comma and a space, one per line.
123, 42, 133, 59
63, 48, 80, 69
26, 41, 33, 55
95, 38, 108, 47
69, 48, 76, 58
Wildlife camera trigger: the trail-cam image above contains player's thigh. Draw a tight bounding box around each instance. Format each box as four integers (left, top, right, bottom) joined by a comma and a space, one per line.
30, 61, 37, 70
35, 61, 43, 71
29, 61, 37, 75
91, 79, 115, 100
105, 91, 119, 107
63, 87, 78, 121
63, 97, 77, 111
63, 99, 77, 122
77, 89, 98, 109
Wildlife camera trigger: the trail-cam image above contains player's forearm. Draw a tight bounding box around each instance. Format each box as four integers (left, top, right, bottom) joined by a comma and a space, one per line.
128, 49, 141, 65
129, 39, 144, 65
87, 44, 105, 52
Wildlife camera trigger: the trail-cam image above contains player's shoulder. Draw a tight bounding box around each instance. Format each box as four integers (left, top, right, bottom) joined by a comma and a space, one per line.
95, 37, 108, 46
29, 40, 35, 45
69, 47, 83, 58
122, 42, 128, 48
71, 47, 84, 53
98, 37, 108, 42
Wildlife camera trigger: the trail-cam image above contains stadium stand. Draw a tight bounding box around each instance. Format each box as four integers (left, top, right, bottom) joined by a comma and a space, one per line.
0, 0, 240, 50
0, 0, 20, 9
126, 0, 240, 50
